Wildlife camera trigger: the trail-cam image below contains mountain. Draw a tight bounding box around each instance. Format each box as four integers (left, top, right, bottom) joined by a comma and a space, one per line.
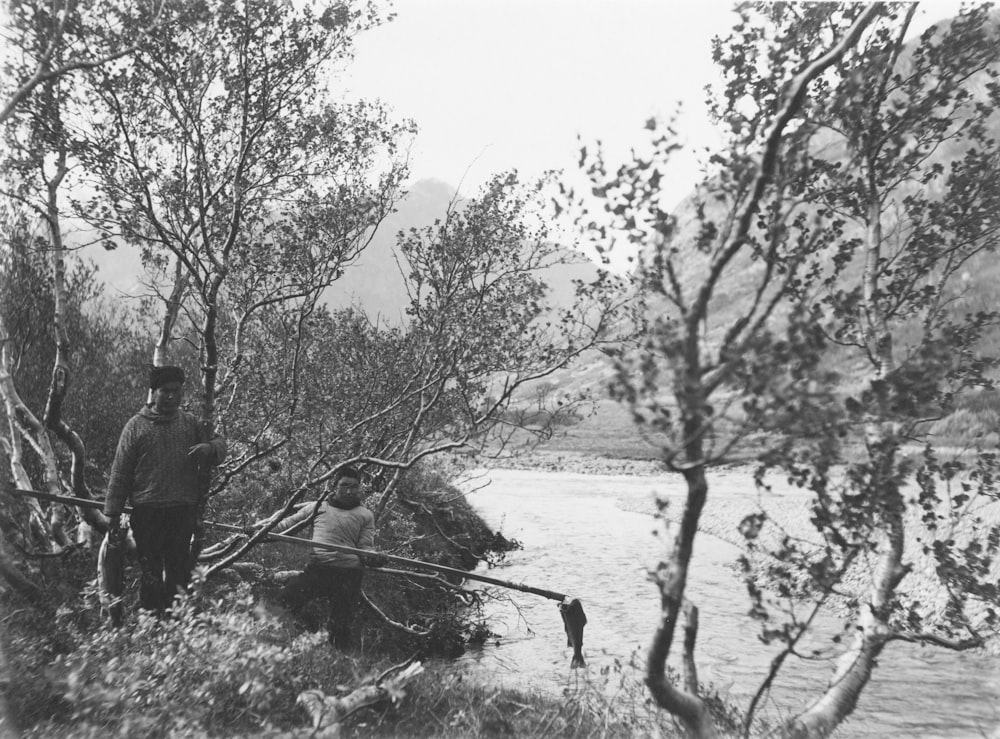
87, 177, 606, 331
89, 179, 459, 306
323, 178, 605, 325
322, 178, 455, 322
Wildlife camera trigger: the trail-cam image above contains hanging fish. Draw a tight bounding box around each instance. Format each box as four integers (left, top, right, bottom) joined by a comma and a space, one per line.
98, 521, 126, 627
559, 597, 587, 668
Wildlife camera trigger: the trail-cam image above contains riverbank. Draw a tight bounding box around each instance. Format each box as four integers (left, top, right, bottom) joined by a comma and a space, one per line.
458, 467, 1000, 738
6, 454, 996, 737
494, 449, 666, 476
484, 450, 1000, 646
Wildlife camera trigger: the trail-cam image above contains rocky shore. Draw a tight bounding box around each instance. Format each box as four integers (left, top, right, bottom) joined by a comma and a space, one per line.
493, 450, 666, 477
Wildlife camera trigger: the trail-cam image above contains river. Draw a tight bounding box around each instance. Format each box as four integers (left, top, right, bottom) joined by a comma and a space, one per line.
455, 467, 1000, 738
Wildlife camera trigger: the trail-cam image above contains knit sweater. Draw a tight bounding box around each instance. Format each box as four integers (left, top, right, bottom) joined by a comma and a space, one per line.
309, 496, 375, 569
104, 406, 227, 516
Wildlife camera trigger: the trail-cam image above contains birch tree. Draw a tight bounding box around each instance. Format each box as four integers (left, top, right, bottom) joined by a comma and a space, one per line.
570, 3, 987, 736
70, 0, 623, 580
71, 0, 410, 559
201, 172, 626, 575
0, 0, 166, 125
754, 4, 1000, 736
576, 3, 1000, 736
0, 0, 160, 553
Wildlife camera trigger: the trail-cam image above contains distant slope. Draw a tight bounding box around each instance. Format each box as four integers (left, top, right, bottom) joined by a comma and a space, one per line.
528, 17, 1000, 457
324, 178, 605, 326
323, 179, 457, 321
87, 177, 607, 340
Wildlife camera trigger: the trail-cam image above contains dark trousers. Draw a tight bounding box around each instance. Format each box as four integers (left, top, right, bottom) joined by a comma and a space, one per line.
129, 504, 198, 613
279, 561, 364, 649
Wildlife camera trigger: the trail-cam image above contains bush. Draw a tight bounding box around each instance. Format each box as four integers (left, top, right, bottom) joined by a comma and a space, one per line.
385, 463, 520, 570
356, 463, 519, 657
219, 461, 519, 662
23, 578, 318, 738
0, 459, 717, 739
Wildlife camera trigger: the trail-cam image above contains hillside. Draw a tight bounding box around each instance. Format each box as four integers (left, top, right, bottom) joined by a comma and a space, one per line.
323, 178, 606, 325
88, 180, 460, 305
322, 179, 455, 321
81, 13, 1000, 463
527, 16, 1000, 460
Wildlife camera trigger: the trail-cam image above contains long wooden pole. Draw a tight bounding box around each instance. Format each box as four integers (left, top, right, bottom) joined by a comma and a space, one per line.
10, 488, 570, 602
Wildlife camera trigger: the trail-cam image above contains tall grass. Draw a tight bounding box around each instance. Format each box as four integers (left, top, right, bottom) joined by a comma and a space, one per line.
8, 576, 692, 738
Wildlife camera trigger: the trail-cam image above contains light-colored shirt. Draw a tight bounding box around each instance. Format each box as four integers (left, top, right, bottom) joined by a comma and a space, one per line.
309, 501, 375, 568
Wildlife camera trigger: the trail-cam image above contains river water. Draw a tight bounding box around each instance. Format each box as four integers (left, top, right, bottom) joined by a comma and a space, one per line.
456, 468, 1000, 738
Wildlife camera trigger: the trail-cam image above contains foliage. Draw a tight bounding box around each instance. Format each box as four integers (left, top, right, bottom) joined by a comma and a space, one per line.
359, 465, 519, 657
742, 6, 1000, 736
195, 172, 624, 576
20, 585, 313, 737
0, 223, 153, 475
238, 460, 518, 662
0, 0, 165, 547
30, 0, 624, 578
1, 27, 625, 739
1, 461, 693, 739
72, 0, 411, 445
10, 593, 692, 739
568, 3, 1000, 738
0, 0, 164, 125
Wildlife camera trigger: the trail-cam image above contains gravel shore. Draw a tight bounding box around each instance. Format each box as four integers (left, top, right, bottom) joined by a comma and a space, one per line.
493, 450, 667, 477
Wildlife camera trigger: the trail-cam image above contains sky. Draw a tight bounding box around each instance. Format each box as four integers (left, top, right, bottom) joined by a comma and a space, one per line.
345, 0, 736, 205
344, 0, 966, 205
87, 0, 968, 292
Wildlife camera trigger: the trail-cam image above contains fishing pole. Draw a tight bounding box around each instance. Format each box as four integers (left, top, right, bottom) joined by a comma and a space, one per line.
9, 488, 568, 599
10, 486, 589, 667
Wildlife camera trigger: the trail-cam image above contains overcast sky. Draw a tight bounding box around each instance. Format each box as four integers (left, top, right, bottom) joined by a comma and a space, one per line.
345, 0, 966, 204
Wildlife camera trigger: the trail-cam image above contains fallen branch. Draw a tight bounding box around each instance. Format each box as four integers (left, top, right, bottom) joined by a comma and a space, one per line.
10, 489, 573, 601
376, 566, 481, 603
360, 590, 430, 636
297, 659, 425, 737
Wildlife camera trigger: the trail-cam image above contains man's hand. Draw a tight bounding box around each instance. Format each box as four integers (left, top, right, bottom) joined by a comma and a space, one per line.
187, 442, 215, 463
107, 515, 125, 545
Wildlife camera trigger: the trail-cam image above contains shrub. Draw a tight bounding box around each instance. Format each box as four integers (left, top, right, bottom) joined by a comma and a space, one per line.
25, 578, 319, 738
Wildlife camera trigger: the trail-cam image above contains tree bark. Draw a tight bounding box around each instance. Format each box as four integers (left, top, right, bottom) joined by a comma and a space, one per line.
646, 466, 719, 739
0, 316, 59, 547
40, 135, 99, 544
782, 75, 908, 737
0, 525, 45, 608
781, 518, 906, 738
642, 8, 881, 737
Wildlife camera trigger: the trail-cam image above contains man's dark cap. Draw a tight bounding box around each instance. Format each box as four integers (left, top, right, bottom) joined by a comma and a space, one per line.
149, 365, 185, 390
336, 464, 361, 481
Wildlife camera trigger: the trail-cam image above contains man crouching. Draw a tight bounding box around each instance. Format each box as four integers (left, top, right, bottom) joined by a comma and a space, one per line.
280, 465, 385, 649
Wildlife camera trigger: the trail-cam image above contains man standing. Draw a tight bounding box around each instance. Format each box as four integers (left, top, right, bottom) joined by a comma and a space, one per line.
280, 466, 384, 649
104, 365, 227, 614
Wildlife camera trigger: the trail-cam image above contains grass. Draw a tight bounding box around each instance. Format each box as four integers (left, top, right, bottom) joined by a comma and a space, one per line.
527, 399, 664, 461
346, 666, 681, 739
0, 462, 691, 739
533, 384, 1000, 465
3, 575, 685, 739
